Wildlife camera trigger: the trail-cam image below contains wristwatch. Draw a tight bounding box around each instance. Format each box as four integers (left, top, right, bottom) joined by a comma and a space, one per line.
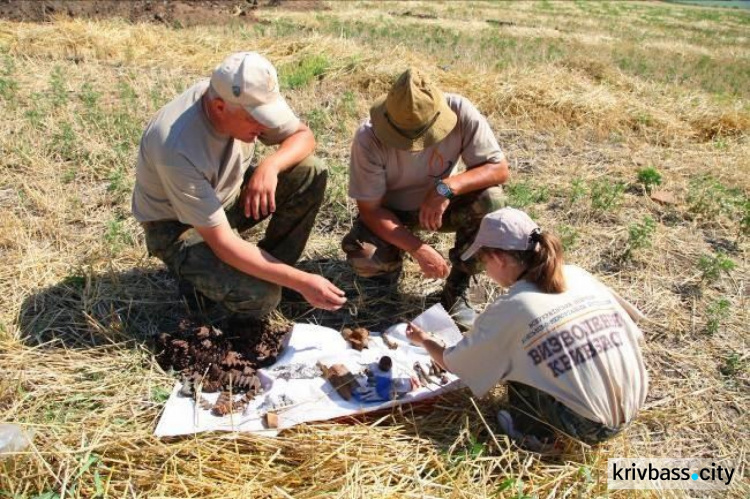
435, 179, 454, 199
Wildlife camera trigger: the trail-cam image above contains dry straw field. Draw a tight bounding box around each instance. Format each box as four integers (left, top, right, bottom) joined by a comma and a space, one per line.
1, 0, 748, 497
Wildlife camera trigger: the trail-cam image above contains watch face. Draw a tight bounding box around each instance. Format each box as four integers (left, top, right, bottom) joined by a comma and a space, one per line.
437, 182, 452, 197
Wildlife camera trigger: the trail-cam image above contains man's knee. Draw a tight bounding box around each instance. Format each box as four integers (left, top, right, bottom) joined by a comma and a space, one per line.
295, 155, 328, 187
342, 230, 402, 278
281, 154, 328, 204
221, 280, 282, 318
473, 186, 506, 216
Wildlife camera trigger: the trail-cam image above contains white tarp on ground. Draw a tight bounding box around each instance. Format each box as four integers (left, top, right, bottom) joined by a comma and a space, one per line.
154, 304, 464, 437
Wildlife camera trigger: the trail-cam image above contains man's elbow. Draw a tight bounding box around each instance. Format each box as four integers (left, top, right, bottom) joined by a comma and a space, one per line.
297, 123, 317, 155
493, 158, 510, 185
196, 224, 235, 261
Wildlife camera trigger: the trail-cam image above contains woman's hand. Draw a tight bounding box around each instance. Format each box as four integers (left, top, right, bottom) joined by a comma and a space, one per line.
405, 321, 431, 346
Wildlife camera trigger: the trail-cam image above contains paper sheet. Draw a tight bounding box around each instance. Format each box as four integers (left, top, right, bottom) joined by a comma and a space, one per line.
154, 304, 464, 437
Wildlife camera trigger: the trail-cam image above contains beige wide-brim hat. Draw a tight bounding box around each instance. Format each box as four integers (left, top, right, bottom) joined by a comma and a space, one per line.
370, 69, 457, 151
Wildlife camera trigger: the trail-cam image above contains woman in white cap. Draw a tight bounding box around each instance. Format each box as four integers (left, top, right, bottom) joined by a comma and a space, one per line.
406, 207, 648, 451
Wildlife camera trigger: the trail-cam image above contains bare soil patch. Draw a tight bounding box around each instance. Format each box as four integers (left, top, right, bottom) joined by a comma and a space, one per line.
0, 0, 325, 26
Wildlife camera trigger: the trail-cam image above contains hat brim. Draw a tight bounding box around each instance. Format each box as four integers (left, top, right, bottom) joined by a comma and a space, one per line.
460, 241, 483, 261
248, 96, 297, 129
370, 94, 458, 151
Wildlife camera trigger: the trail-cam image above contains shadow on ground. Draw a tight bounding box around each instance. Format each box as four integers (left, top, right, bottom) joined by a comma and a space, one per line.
281, 257, 441, 332
17, 256, 438, 349
18, 268, 188, 349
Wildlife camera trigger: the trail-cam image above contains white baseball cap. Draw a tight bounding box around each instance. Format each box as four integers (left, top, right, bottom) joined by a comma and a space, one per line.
461, 207, 541, 260
210, 51, 297, 128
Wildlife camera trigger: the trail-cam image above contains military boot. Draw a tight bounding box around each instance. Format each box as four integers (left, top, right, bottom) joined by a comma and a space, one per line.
440, 269, 476, 332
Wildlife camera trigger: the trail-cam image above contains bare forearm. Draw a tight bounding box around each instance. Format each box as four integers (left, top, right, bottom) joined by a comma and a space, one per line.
361, 207, 423, 253
423, 337, 447, 370
443, 159, 509, 196
260, 128, 316, 174
212, 235, 308, 292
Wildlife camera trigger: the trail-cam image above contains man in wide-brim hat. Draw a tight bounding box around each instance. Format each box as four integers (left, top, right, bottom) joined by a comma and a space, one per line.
343, 69, 509, 329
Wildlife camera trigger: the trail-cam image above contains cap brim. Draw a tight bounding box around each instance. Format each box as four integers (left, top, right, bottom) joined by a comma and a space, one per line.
248, 96, 297, 129
370, 94, 458, 151
460, 241, 483, 261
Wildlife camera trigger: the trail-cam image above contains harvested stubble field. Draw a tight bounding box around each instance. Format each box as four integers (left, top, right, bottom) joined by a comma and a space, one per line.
0, 0, 748, 497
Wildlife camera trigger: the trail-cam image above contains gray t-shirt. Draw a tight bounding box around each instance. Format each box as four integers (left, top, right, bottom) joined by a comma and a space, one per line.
444, 265, 648, 427
132, 79, 299, 227
348, 94, 505, 211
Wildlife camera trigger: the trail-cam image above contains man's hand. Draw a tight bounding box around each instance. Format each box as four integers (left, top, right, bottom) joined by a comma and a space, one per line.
419, 188, 450, 231
409, 243, 450, 279
297, 274, 347, 311
242, 162, 279, 220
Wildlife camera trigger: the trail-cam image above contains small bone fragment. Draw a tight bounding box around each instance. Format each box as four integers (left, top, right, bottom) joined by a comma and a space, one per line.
381, 331, 398, 350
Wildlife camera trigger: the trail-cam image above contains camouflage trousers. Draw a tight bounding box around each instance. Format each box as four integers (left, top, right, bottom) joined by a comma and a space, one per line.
341, 186, 506, 278
143, 155, 327, 319
507, 382, 624, 446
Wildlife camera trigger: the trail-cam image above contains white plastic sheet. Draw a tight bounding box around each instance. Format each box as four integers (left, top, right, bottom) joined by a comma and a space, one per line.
154, 304, 464, 437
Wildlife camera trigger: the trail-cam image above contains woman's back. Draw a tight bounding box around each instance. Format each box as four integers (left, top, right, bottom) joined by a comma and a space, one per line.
444, 264, 648, 427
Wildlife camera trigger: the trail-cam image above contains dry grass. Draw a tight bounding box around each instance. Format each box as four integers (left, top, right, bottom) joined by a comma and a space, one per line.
0, 1, 748, 497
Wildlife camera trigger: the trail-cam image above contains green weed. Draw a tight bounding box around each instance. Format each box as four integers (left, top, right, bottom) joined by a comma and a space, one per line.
698, 252, 736, 282
79, 82, 101, 108
590, 180, 625, 212
107, 165, 130, 197
24, 92, 46, 129
719, 351, 745, 379
63, 273, 86, 290
339, 90, 357, 117
323, 160, 350, 222
557, 224, 579, 250
623, 215, 656, 260
636, 167, 662, 194
118, 79, 138, 106
497, 477, 534, 499
305, 108, 331, 138
151, 386, 171, 403
281, 54, 329, 89
448, 434, 486, 465
31, 492, 60, 499
567, 178, 587, 207
506, 181, 549, 208
687, 175, 745, 220
739, 199, 749, 238
51, 121, 78, 162
705, 298, 730, 335
61, 168, 77, 184
49, 65, 68, 107
104, 216, 133, 254
0, 55, 18, 101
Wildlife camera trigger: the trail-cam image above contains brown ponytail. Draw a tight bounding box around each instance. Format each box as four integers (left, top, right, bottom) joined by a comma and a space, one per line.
525, 232, 566, 293
496, 231, 566, 293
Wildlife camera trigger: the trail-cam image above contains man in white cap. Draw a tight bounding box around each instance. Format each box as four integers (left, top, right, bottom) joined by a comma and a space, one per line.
343, 68, 509, 330
132, 52, 346, 320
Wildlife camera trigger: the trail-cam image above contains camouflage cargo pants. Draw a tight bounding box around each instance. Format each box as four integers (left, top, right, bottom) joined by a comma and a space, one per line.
507, 382, 624, 445
143, 155, 327, 319
341, 186, 506, 278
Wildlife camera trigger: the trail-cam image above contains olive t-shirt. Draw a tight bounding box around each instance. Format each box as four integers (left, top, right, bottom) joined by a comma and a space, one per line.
132, 79, 299, 227
444, 265, 648, 427
348, 94, 505, 211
